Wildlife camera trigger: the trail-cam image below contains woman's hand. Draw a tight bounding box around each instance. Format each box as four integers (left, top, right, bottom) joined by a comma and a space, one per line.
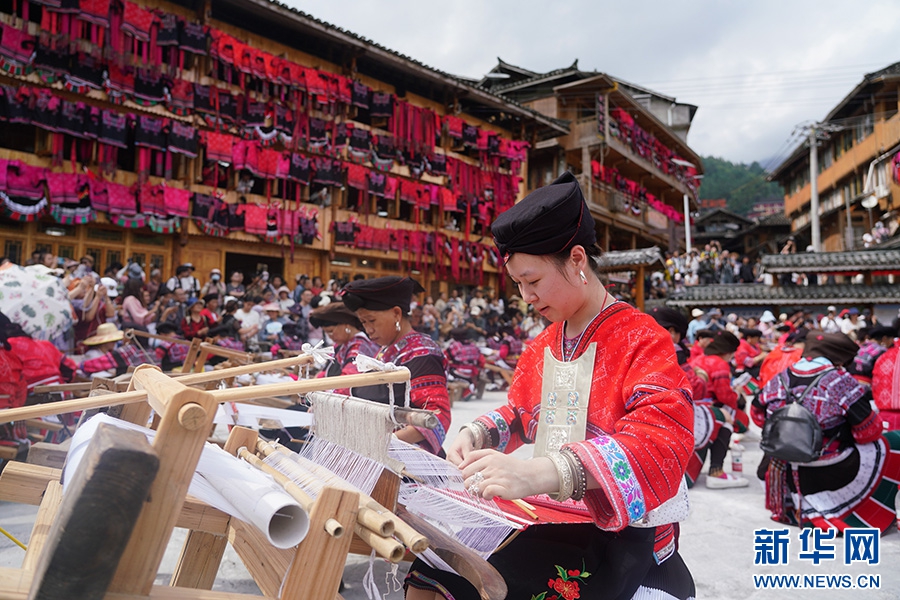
459, 450, 558, 501
446, 429, 477, 466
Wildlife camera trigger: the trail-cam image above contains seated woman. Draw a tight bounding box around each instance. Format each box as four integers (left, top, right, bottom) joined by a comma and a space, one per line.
873, 342, 900, 430
753, 332, 900, 531
444, 326, 485, 401
341, 276, 451, 456
687, 330, 750, 489
309, 301, 379, 379
407, 172, 695, 600
79, 323, 155, 378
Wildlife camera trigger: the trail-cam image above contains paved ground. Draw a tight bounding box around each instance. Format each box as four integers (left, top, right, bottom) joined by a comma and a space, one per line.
2, 389, 899, 599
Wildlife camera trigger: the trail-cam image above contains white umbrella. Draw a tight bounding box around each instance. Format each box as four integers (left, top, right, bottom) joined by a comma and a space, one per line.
0, 263, 74, 340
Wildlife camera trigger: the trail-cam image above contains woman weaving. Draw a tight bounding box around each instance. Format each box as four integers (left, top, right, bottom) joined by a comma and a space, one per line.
406, 172, 695, 600
340, 276, 452, 456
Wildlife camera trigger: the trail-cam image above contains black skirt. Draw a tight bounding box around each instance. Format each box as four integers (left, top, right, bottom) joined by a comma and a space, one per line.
406, 524, 695, 600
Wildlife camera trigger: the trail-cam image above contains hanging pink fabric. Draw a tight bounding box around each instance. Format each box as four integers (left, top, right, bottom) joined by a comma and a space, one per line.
106, 181, 136, 215
121, 1, 155, 42
89, 178, 109, 212
138, 183, 165, 216
163, 187, 191, 217
46, 172, 80, 205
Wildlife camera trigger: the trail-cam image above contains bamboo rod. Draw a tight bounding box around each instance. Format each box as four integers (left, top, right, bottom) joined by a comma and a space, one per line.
238, 448, 406, 560
125, 329, 192, 346
211, 369, 410, 403
0, 355, 314, 423
258, 441, 428, 555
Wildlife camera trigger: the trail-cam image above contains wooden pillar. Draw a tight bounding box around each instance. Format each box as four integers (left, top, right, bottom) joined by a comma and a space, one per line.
635, 266, 645, 312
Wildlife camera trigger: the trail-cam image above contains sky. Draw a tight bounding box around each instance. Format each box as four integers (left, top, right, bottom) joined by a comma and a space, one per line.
285, 0, 900, 171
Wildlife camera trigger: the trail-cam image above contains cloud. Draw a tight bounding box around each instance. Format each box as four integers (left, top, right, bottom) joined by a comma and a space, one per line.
285, 0, 900, 165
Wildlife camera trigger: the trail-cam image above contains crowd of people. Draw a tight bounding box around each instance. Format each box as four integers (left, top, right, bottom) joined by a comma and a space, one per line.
4, 171, 900, 600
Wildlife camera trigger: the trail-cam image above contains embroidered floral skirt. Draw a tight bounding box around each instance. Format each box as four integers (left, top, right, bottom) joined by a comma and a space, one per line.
405, 523, 695, 600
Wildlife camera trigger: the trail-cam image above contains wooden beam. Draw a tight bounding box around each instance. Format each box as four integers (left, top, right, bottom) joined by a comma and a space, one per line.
27, 423, 159, 600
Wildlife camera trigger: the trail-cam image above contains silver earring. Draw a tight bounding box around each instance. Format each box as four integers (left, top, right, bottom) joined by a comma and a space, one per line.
579, 270, 588, 285
395, 321, 401, 332
345, 326, 352, 334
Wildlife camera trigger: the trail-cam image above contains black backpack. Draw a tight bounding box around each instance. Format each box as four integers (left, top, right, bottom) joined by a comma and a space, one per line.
760, 372, 828, 463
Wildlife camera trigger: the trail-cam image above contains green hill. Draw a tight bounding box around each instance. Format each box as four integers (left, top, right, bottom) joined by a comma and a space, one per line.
698, 156, 783, 215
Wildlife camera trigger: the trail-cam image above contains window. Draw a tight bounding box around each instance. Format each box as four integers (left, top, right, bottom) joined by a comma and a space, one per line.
3, 240, 22, 264
0, 123, 36, 154
87, 229, 124, 242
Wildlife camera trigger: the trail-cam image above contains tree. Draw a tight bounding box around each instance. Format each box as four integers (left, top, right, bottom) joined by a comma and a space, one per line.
699, 156, 782, 216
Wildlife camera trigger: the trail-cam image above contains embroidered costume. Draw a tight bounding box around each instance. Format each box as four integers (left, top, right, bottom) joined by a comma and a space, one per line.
352, 331, 450, 456
754, 359, 900, 532
407, 303, 696, 600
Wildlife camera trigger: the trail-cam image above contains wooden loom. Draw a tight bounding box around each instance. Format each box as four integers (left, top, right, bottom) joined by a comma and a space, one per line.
0, 360, 506, 600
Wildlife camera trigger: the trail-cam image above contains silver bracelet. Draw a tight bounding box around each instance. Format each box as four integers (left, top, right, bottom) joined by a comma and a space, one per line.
561, 447, 587, 501
460, 423, 486, 450
546, 451, 574, 502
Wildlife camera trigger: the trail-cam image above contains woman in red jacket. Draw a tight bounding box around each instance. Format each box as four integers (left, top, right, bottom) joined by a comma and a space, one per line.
688, 330, 750, 488
180, 297, 210, 340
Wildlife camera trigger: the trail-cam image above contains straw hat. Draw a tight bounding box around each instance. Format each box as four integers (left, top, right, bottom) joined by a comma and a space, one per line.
83, 322, 123, 346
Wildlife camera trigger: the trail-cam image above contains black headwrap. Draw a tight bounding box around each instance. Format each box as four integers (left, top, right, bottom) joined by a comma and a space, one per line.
704, 330, 740, 356
804, 332, 859, 367
491, 171, 595, 258
0, 311, 28, 350
648, 307, 688, 339
340, 276, 425, 314
309, 301, 363, 330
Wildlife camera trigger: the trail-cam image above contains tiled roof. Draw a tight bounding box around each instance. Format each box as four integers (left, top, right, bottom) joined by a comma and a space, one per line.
598, 247, 664, 270
665, 284, 900, 308
247, 1, 568, 134
874, 234, 900, 249
755, 212, 791, 227
760, 249, 900, 273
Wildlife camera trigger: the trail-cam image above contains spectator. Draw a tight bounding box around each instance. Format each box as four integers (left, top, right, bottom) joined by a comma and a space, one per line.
686, 308, 708, 344
200, 268, 226, 299
292, 274, 309, 303
71, 275, 117, 351
226, 271, 246, 299
235, 297, 262, 339
160, 288, 188, 327
120, 278, 155, 332
180, 298, 210, 340
840, 308, 864, 341
738, 256, 755, 283
309, 275, 324, 296
146, 268, 162, 301
165, 263, 200, 298
277, 286, 295, 312
201, 293, 221, 324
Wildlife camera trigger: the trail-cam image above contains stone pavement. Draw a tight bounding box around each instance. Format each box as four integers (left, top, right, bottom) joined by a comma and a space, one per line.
2, 389, 898, 599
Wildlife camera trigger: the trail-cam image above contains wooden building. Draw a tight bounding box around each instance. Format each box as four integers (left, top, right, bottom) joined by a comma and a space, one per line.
769, 62, 900, 252
0, 0, 565, 297
478, 60, 704, 253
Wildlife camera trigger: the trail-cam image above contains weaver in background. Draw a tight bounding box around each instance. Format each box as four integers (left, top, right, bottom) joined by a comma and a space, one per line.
341, 276, 451, 457
309, 300, 378, 381
406, 172, 696, 600
753, 331, 900, 532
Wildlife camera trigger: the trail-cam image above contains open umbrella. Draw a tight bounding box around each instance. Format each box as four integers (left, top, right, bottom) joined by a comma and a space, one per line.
0, 263, 74, 341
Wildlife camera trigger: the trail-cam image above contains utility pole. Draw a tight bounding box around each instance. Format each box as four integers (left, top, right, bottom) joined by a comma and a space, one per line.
683, 193, 692, 253
808, 125, 821, 252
